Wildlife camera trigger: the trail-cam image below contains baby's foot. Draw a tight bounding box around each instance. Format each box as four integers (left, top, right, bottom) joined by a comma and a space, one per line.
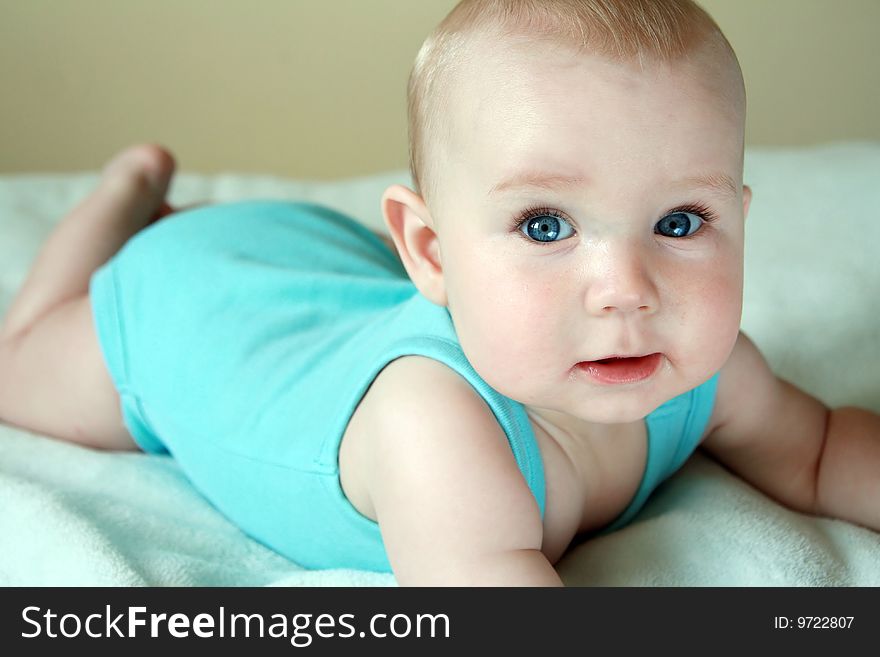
96, 144, 177, 224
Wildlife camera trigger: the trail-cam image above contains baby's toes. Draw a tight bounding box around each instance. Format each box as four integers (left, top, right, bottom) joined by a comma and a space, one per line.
100, 144, 177, 201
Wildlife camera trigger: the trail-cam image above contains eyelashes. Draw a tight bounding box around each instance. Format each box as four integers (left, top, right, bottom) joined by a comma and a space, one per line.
509, 201, 719, 242
508, 205, 568, 233
668, 201, 719, 225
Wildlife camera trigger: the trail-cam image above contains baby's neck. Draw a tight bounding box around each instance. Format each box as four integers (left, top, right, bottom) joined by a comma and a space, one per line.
525, 405, 642, 447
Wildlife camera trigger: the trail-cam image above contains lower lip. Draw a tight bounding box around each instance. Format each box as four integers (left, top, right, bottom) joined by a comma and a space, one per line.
577, 353, 662, 385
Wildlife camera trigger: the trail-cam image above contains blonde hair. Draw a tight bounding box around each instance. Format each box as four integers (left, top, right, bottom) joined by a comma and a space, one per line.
407, 0, 741, 208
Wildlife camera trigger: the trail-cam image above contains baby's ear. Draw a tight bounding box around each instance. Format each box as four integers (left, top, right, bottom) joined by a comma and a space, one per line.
381, 184, 446, 306
742, 184, 752, 222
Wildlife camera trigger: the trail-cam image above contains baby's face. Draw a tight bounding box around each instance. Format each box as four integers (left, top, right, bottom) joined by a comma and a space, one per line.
431, 37, 749, 424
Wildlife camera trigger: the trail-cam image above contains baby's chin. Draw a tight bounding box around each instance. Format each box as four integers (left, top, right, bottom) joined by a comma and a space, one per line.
520, 367, 713, 425
515, 385, 660, 425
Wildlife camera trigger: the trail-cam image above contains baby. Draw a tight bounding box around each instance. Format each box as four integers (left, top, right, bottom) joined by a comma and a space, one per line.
1, 0, 878, 586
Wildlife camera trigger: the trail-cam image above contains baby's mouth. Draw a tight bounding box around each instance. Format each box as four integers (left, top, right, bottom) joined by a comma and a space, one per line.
577, 353, 662, 384
591, 354, 650, 363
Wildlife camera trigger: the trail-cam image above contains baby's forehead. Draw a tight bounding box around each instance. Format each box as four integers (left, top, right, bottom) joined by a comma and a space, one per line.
431, 37, 744, 199
444, 38, 741, 134
410, 4, 744, 209
453, 30, 736, 98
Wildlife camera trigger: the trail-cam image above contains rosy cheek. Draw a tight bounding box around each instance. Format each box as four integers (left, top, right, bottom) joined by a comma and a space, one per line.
686, 267, 742, 367
461, 277, 549, 371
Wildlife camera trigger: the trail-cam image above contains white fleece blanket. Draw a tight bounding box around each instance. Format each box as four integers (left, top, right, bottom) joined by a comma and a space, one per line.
1, 142, 878, 586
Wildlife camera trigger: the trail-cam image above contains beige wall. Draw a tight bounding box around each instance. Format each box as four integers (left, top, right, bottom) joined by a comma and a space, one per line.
1, 0, 878, 177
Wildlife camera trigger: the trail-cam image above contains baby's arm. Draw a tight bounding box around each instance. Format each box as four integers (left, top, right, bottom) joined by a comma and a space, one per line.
701, 332, 880, 531
358, 356, 562, 586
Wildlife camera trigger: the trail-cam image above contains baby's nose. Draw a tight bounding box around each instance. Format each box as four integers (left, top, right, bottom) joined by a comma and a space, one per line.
583, 246, 659, 316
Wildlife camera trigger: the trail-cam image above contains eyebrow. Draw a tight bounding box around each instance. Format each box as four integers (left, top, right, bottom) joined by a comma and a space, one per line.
488, 171, 739, 200
681, 172, 740, 200
489, 173, 588, 197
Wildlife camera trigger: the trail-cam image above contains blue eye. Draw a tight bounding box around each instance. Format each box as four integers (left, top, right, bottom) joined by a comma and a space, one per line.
655, 211, 703, 238
520, 214, 575, 243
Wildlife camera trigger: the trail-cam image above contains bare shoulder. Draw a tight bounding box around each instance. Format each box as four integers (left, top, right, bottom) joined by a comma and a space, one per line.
339, 355, 544, 582
344, 355, 512, 465
341, 355, 534, 513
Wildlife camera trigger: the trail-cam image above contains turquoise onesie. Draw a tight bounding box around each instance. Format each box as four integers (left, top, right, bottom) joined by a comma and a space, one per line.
89, 200, 719, 572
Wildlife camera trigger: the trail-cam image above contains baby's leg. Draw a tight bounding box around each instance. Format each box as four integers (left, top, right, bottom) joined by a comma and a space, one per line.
0, 145, 175, 450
